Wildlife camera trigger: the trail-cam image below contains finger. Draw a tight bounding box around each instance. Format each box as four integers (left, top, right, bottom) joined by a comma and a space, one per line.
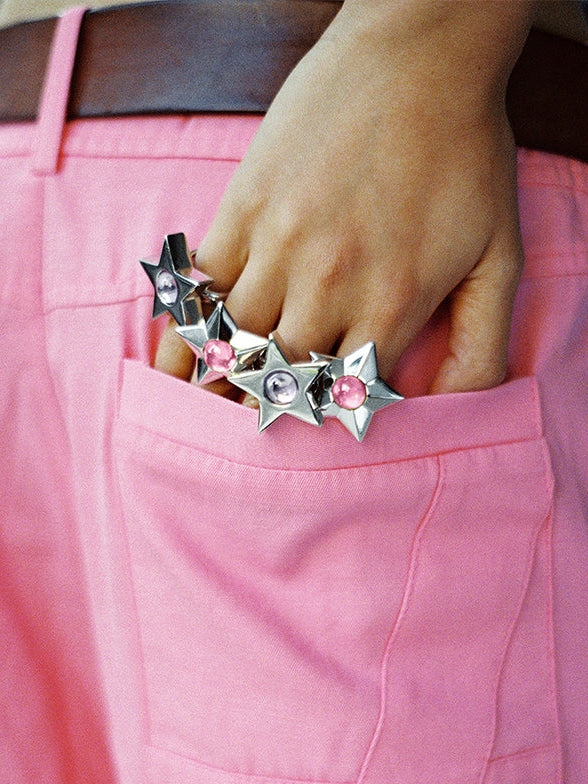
154, 318, 195, 380
195, 196, 249, 291
336, 325, 410, 384
194, 376, 243, 402
428, 235, 523, 395
242, 393, 260, 409
275, 285, 346, 362
336, 281, 431, 383
223, 256, 285, 338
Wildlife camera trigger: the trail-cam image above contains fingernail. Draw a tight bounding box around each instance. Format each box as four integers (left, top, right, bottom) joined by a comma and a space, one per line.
242, 393, 259, 409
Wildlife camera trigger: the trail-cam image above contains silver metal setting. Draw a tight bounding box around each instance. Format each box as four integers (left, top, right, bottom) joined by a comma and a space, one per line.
177, 302, 268, 384
141, 235, 404, 440
229, 334, 327, 432
311, 342, 403, 441
140, 233, 212, 325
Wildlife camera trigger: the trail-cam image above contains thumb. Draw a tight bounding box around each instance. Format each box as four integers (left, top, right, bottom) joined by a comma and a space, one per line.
428, 238, 523, 395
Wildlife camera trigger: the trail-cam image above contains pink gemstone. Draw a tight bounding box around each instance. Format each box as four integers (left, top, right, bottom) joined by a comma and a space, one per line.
203, 339, 237, 373
332, 375, 367, 410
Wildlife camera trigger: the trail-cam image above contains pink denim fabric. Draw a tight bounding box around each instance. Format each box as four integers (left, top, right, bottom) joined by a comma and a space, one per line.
0, 9, 586, 784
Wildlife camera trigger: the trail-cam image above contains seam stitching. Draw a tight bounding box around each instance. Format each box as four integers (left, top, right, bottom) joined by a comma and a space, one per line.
355, 455, 443, 783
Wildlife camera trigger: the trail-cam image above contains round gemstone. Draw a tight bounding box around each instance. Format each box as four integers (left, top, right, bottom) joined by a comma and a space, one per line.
203, 339, 237, 373
332, 375, 367, 410
155, 269, 178, 306
263, 370, 299, 406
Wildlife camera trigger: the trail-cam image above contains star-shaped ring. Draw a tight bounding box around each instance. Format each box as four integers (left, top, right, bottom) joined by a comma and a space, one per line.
176, 302, 268, 384
230, 334, 328, 432
140, 233, 212, 325
311, 342, 403, 441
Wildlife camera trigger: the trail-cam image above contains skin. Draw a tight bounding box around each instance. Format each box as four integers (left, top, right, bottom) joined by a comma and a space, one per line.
155, 0, 537, 399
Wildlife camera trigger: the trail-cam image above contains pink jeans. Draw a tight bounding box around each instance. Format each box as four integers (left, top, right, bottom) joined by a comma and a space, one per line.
1, 9, 587, 784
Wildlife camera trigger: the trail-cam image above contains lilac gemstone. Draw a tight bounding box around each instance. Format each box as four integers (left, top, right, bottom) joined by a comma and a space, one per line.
203, 339, 237, 373
155, 269, 178, 306
332, 375, 367, 410
263, 370, 299, 405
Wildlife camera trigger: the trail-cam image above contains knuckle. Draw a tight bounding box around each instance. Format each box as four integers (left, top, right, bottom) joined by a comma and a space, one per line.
375, 270, 422, 327
313, 246, 356, 290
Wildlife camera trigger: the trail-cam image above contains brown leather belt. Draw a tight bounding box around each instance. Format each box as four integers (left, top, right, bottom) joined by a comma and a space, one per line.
0, 0, 587, 163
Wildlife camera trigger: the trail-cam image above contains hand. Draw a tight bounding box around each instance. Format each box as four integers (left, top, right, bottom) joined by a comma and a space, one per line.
156, 0, 535, 396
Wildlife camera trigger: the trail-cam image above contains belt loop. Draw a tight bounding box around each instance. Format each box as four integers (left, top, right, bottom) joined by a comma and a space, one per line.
31, 6, 87, 176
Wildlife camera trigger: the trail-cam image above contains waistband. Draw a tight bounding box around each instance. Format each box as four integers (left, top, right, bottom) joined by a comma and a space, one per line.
0, 0, 587, 163
1, 1, 341, 117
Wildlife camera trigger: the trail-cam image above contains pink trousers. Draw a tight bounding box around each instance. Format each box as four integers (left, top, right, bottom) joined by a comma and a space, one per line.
1, 9, 587, 784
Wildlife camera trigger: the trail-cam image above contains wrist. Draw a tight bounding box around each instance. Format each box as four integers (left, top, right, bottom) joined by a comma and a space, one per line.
331, 0, 536, 118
